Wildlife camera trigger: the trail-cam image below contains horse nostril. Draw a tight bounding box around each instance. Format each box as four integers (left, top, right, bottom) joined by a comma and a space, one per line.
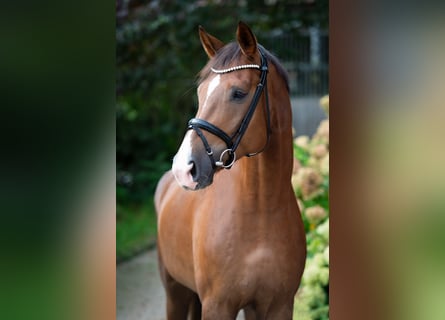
189, 161, 197, 180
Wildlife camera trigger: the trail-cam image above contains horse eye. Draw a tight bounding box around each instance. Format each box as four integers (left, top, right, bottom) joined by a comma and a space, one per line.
232, 89, 247, 101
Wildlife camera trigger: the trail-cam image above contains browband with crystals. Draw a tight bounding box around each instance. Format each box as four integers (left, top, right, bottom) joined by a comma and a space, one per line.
211, 64, 260, 74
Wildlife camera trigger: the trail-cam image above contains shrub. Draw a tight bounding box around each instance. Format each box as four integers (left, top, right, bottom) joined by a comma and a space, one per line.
293, 95, 329, 320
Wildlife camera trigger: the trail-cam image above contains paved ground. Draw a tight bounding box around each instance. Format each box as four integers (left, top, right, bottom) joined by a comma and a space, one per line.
117, 249, 245, 320
117, 249, 166, 320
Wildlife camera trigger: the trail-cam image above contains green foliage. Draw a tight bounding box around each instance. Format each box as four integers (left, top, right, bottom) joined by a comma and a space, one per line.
116, 198, 158, 262
292, 96, 329, 319
294, 144, 310, 166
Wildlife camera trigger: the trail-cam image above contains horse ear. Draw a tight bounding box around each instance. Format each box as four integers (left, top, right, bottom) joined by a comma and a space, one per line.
199, 26, 225, 59
236, 21, 257, 59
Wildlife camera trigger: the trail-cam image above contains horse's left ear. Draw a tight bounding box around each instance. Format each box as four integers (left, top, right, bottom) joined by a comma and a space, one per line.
199, 26, 225, 59
236, 21, 258, 59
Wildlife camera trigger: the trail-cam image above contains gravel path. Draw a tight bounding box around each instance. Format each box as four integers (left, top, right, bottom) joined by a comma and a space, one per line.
117, 249, 245, 320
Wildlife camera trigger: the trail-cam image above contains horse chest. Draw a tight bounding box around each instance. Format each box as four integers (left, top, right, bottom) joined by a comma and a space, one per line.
194, 201, 295, 268
193, 225, 297, 300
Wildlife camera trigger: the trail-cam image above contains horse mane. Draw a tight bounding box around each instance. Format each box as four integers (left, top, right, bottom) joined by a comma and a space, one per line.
198, 43, 290, 93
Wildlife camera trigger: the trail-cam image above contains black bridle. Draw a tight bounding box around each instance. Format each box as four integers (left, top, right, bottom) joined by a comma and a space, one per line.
188, 48, 271, 169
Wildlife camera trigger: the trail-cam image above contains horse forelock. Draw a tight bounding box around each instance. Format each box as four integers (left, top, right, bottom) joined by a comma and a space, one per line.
197, 43, 290, 93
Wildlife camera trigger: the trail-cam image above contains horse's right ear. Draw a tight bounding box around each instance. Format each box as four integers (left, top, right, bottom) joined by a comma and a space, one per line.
199, 26, 225, 59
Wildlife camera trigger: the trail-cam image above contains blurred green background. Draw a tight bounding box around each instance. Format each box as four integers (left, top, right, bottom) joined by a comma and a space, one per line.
116, 0, 328, 261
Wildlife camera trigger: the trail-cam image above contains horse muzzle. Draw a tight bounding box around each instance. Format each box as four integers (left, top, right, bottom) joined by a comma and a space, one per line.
172, 134, 216, 190
172, 157, 215, 191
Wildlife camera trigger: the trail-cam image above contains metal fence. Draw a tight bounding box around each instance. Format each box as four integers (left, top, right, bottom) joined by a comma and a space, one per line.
262, 28, 329, 136
262, 28, 329, 97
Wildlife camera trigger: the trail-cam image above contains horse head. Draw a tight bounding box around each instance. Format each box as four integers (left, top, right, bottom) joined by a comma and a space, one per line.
172, 22, 270, 190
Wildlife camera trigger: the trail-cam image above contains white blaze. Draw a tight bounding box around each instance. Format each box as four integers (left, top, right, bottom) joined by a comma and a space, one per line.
172, 131, 197, 190
202, 75, 220, 109
172, 75, 221, 189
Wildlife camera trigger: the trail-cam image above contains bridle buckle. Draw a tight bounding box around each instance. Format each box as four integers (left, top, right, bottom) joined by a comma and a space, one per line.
215, 149, 236, 169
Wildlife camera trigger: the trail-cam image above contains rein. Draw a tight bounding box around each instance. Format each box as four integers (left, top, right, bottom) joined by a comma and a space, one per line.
188, 48, 271, 169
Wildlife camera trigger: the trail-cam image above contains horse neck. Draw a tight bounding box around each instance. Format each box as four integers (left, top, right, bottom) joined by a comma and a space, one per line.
236, 89, 294, 206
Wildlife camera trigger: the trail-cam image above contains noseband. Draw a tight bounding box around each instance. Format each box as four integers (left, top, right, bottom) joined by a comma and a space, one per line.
188, 48, 271, 169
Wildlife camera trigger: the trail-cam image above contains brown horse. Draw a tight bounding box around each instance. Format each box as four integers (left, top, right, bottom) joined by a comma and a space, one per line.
155, 22, 306, 320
